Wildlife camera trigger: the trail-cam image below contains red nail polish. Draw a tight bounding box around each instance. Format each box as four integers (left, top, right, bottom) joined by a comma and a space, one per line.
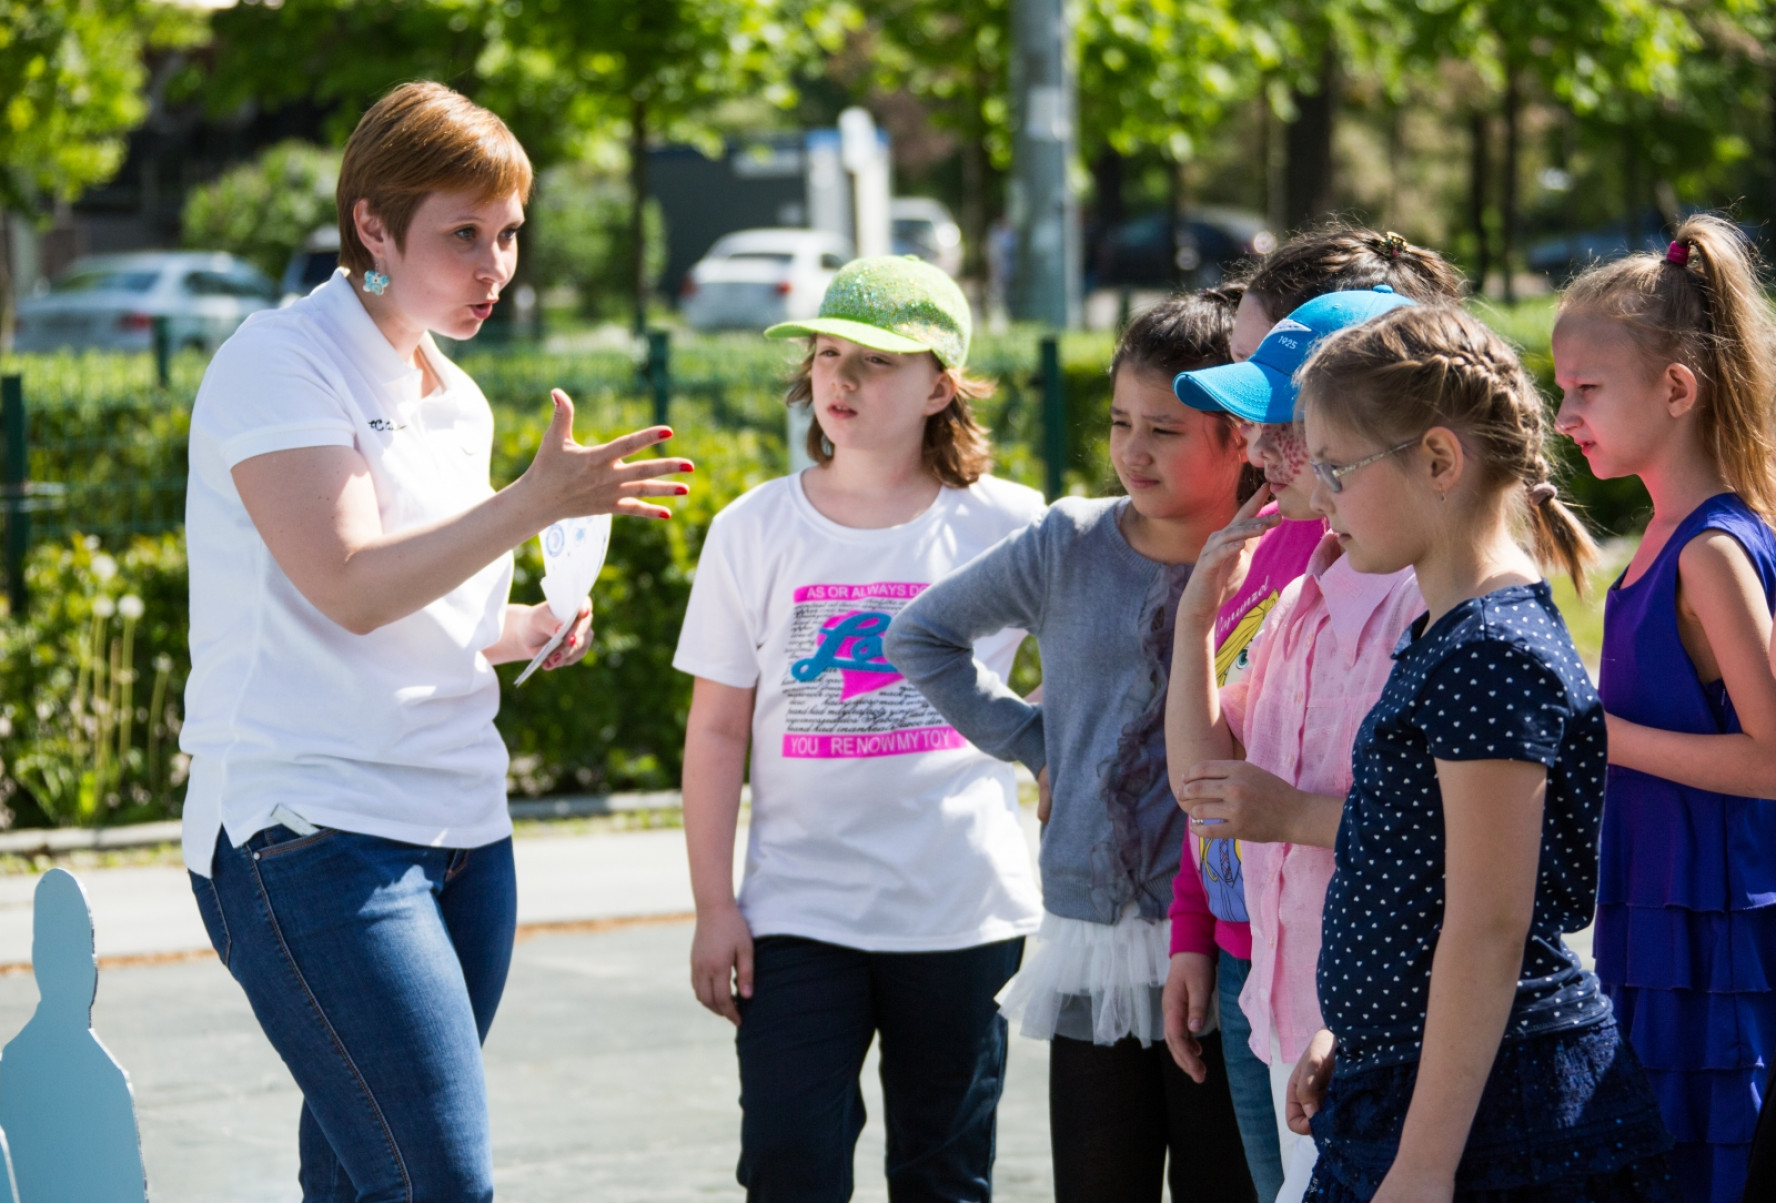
683, 463, 695, 473
677, 485, 689, 495
659, 428, 673, 440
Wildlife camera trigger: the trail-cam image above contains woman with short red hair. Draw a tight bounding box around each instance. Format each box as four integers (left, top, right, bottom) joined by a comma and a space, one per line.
181, 82, 691, 1199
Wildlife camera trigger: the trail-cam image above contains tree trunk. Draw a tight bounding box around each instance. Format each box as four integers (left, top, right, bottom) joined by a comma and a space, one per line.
0, 211, 12, 358
1168, 157, 1188, 289
961, 81, 990, 283
1469, 109, 1492, 296
1624, 128, 1643, 254
1501, 68, 1520, 305
1769, 56, 1776, 223
1283, 48, 1338, 232
629, 94, 650, 337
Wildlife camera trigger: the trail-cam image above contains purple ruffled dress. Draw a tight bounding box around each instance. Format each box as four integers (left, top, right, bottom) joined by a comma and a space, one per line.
1596, 492, 1776, 1203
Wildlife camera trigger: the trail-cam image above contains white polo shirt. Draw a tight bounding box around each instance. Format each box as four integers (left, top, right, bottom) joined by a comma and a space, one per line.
180, 270, 515, 876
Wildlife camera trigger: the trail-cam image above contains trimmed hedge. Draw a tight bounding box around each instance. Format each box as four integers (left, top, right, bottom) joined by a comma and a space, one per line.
0, 304, 1638, 826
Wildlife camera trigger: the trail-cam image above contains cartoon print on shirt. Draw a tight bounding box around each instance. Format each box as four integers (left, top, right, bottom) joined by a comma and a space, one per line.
782, 582, 968, 759
1213, 590, 1281, 686
1199, 835, 1249, 923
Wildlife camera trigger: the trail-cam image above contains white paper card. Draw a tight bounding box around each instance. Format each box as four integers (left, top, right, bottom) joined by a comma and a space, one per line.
516, 514, 612, 686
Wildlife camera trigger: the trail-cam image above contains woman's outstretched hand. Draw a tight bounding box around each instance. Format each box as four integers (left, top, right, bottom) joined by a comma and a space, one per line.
1177, 483, 1278, 630
522, 389, 695, 521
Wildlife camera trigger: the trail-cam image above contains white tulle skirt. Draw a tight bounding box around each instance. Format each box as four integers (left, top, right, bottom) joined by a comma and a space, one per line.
996, 906, 1193, 1047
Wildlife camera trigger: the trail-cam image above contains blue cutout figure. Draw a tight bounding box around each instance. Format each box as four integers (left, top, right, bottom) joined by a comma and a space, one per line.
0, 868, 146, 1202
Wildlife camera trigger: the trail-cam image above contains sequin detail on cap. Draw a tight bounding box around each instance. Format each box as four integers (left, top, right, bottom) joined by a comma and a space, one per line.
764, 255, 972, 368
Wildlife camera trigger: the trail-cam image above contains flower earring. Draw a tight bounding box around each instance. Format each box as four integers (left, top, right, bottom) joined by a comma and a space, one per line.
362, 267, 390, 296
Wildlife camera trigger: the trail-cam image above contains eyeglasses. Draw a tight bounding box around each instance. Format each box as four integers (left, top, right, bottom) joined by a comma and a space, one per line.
1308, 438, 1420, 494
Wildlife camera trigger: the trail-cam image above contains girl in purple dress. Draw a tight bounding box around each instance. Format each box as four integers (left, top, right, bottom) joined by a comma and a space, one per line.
1553, 213, 1776, 1203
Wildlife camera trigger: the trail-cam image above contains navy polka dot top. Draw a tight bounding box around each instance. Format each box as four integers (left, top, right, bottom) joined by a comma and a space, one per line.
1318, 581, 1613, 1071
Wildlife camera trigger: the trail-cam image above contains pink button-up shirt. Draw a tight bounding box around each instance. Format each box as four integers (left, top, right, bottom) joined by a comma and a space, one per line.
1169, 515, 1325, 961
1221, 534, 1424, 1065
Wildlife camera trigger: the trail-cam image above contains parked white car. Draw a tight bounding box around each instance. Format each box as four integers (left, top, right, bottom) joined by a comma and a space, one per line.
892, 197, 964, 279
13, 251, 279, 354
679, 229, 851, 332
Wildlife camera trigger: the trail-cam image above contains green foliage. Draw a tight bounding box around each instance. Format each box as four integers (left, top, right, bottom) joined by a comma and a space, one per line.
0, 304, 1646, 828
495, 419, 781, 794
0, 349, 197, 543
201, 0, 492, 146
0, 0, 149, 209
181, 141, 342, 279
0, 534, 190, 828
1077, 0, 1255, 163
527, 162, 667, 319
862, 0, 1011, 170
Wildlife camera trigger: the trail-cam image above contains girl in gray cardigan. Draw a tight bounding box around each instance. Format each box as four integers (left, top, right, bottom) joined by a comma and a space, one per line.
886, 293, 1259, 1203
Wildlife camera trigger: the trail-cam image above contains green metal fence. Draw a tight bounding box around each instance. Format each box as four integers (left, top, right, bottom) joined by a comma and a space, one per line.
0, 328, 1079, 615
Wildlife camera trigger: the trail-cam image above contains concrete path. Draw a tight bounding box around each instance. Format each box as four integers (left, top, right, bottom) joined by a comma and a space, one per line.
0, 824, 747, 966
0, 814, 1053, 1202
0, 920, 1053, 1202
0, 808, 1594, 1200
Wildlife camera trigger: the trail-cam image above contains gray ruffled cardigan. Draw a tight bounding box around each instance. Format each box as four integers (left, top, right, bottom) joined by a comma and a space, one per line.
885, 496, 1189, 925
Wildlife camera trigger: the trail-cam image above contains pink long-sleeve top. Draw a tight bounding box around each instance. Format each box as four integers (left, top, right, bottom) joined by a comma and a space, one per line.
1168, 514, 1324, 961
1220, 535, 1423, 1065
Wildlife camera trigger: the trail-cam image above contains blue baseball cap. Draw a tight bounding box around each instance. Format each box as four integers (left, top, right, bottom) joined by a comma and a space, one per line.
1172, 287, 1417, 424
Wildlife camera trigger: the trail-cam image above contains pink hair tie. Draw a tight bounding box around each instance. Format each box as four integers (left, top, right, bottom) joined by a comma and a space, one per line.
1528, 482, 1558, 507
1666, 240, 1690, 267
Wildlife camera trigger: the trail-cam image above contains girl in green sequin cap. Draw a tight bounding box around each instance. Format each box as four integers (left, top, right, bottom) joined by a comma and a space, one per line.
674, 253, 1045, 1197
767, 254, 999, 483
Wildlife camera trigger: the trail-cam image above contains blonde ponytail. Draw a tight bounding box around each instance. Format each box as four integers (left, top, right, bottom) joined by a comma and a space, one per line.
1561, 212, 1776, 522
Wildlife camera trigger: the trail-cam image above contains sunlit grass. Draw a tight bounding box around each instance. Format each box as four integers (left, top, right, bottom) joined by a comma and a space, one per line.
1548, 535, 1636, 672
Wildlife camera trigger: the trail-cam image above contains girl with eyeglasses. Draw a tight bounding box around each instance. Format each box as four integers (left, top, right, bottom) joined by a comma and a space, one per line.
1287, 304, 1674, 1202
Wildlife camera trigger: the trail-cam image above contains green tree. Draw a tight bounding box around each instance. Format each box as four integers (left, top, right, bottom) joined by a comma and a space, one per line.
201, 0, 831, 332
1402, 0, 1697, 295
0, 0, 194, 347
200, 0, 492, 144
862, 0, 1011, 278
526, 160, 667, 320
181, 141, 342, 279
490, 0, 820, 332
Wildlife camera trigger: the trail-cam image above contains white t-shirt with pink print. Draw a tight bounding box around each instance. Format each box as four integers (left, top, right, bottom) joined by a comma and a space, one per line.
673, 470, 1045, 952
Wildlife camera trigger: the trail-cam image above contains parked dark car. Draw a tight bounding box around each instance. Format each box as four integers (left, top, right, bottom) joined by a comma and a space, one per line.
1087, 206, 1275, 291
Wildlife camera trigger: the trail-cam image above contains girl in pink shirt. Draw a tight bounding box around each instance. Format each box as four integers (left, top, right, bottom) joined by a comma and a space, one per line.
1166, 285, 1436, 1203
1163, 227, 1467, 1202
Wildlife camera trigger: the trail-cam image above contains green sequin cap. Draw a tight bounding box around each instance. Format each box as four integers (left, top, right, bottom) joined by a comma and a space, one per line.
764, 255, 971, 369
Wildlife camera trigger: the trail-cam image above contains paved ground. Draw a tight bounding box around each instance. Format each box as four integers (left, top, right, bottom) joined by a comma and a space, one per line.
0, 809, 1593, 1201
0, 815, 1053, 1201
0, 919, 1054, 1202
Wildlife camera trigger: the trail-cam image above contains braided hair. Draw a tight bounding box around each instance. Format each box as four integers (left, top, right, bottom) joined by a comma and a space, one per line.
1298, 305, 1599, 594
1559, 213, 1776, 523
1238, 222, 1467, 323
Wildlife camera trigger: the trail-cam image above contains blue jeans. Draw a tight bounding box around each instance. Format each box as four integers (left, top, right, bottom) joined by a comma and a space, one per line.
1221, 949, 1285, 1203
735, 934, 1024, 1202
191, 826, 517, 1203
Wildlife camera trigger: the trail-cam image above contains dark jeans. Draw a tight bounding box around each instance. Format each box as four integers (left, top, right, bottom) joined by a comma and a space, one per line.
1049, 1032, 1257, 1203
191, 826, 517, 1203
734, 933, 1025, 1202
